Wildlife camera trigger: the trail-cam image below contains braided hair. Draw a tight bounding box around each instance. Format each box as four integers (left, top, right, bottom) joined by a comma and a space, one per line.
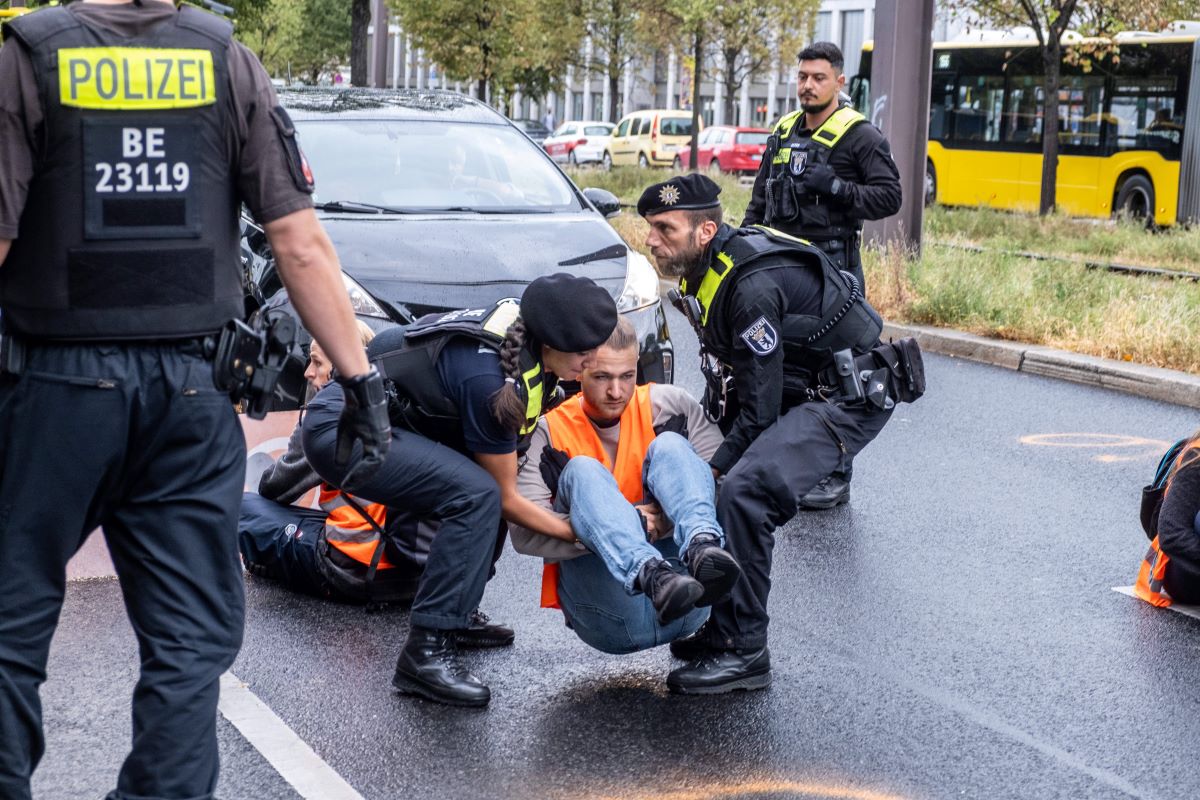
490, 316, 531, 433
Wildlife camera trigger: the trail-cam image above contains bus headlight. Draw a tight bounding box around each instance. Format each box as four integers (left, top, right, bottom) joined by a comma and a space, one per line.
341, 272, 389, 319
617, 251, 660, 312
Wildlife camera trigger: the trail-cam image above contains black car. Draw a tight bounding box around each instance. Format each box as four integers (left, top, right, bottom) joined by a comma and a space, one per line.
510, 118, 553, 147
241, 89, 672, 408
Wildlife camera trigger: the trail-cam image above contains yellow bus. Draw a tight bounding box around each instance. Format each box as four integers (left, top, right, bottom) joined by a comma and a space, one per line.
852, 33, 1200, 225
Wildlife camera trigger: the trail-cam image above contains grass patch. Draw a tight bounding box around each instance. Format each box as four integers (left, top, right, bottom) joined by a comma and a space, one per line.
572, 166, 1200, 374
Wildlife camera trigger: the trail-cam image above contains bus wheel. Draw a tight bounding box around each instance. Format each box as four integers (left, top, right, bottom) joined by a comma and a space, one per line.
1115, 175, 1154, 225
924, 161, 937, 207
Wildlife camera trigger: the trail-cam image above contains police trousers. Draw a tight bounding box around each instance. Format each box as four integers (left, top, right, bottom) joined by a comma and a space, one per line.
301, 383, 501, 630
0, 341, 246, 800
708, 400, 892, 650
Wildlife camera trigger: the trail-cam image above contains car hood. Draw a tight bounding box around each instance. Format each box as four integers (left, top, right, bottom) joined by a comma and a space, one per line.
322, 212, 629, 314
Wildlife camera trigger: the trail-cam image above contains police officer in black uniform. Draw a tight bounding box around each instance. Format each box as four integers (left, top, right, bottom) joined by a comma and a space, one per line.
301, 274, 618, 707
743, 41, 902, 510
0, 2, 389, 798
638, 174, 897, 694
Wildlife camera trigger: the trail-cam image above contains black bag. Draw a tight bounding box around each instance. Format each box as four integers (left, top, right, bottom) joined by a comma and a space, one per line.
1140, 438, 1189, 539
868, 337, 926, 404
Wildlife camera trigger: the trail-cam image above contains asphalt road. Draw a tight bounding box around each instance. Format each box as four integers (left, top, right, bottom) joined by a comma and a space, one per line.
34, 302, 1200, 800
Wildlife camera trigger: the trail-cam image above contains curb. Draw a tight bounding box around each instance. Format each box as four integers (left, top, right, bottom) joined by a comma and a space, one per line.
883, 322, 1200, 410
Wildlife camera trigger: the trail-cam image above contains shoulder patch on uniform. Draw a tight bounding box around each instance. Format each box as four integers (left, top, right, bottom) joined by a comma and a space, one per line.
739, 316, 779, 356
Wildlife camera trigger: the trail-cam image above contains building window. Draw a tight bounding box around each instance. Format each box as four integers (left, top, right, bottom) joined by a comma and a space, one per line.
841, 11, 865, 77
815, 11, 832, 44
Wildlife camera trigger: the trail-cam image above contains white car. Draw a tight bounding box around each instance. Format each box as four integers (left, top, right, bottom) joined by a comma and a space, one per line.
543, 121, 614, 165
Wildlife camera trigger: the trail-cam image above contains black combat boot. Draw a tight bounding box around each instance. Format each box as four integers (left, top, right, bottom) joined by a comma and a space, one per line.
669, 622, 714, 660
799, 475, 850, 510
392, 626, 491, 707
666, 646, 772, 695
638, 558, 703, 625
453, 609, 515, 649
682, 533, 743, 607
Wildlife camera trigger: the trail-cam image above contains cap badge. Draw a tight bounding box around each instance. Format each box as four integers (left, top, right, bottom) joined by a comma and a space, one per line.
659, 184, 681, 206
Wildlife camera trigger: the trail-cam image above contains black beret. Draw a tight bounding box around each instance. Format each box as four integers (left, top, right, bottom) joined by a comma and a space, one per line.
637, 173, 722, 217
521, 273, 618, 353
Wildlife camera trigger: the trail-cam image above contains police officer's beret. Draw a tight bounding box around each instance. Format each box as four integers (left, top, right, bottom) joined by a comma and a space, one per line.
637, 174, 722, 217
522, 273, 618, 353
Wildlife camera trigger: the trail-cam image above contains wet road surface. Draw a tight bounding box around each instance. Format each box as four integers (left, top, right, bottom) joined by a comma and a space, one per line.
34, 305, 1200, 800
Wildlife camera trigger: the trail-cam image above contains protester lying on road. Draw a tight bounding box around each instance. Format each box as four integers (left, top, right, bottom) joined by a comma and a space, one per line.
510, 317, 743, 654
239, 323, 427, 607
1137, 431, 1200, 605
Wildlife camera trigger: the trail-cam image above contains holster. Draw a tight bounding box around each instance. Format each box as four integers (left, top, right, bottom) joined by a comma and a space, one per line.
819, 337, 926, 410
0, 333, 26, 377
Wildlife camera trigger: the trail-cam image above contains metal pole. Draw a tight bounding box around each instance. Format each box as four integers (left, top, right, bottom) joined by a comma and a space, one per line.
370, 0, 388, 89
861, 0, 935, 254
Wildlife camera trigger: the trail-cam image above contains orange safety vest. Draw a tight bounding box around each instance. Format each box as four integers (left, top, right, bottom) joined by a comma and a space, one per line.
318, 486, 394, 569
540, 384, 657, 608
1134, 442, 1200, 607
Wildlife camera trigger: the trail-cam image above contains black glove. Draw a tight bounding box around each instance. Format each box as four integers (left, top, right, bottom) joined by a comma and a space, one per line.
335, 367, 391, 492
803, 164, 848, 200
539, 445, 571, 496
653, 413, 688, 440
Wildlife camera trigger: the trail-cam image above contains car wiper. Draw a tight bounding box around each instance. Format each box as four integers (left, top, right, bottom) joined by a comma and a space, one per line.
313, 200, 411, 214
440, 206, 554, 215
558, 243, 628, 266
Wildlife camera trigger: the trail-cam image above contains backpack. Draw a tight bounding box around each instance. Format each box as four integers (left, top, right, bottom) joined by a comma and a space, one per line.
1140, 438, 1190, 540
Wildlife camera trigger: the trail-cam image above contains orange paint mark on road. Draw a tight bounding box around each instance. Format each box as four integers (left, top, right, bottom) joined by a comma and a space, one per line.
1019, 433, 1169, 463
578, 778, 911, 800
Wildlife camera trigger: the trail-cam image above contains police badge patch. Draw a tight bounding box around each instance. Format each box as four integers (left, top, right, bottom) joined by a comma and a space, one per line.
789, 149, 808, 176
740, 316, 779, 356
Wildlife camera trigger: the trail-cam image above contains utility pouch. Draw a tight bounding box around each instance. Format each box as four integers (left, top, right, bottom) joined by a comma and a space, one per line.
765, 175, 799, 223
871, 337, 926, 403
820, 337, 925, 410
0, 334, 26, 377
209, 312, 297, 419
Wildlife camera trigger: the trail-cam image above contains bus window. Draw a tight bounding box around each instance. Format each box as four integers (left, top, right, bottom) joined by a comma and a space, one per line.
1057, 76, 1106, 150
1005, 79, 1043, 145
954, 75, 1005, 142
929, 73, 956, 141
1110, 77, 1182, 157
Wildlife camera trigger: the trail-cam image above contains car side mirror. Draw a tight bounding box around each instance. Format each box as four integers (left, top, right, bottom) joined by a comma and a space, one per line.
583, 187, 621, 219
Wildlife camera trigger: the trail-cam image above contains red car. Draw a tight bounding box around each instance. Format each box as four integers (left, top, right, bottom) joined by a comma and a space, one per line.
692, 125, 770, 174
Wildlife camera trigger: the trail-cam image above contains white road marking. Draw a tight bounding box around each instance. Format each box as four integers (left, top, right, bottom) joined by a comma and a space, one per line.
1112, 585, 1200, 620
218, 671, 364, 800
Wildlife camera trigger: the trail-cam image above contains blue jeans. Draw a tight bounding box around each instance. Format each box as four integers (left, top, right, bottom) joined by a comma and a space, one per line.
554, 432, 720, 654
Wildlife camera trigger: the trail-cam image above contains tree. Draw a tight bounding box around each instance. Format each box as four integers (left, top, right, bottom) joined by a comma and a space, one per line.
709, 0, 814, 126
350, 0, 370, 87
294, 0, 352, 83
234, 0, 303, 78
575, 0, 652, 121
644, 0, 715, 169
949, 0, 1187, 215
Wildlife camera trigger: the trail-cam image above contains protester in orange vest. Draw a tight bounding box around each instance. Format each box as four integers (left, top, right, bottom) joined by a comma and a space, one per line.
511, 318, 742, 654
240, 324, 428, 606
1136, 431, 1200, 606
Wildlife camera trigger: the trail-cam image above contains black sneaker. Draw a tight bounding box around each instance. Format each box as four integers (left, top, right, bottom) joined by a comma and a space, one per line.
667, 647, 772, 695
392, 626, 491, 707
682, 533, 742, 607
453, 609, 515, 649
639, 559, 704, 625
799, 475, 850, 510
669, 622, 714, 660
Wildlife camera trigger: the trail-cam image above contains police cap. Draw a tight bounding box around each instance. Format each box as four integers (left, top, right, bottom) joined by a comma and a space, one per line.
522, 273, 617, 353
637, 174, 722, 217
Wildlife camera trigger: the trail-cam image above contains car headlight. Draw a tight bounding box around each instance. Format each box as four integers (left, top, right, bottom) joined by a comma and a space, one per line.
617, 250, 660, 312
341, 272, 389, 319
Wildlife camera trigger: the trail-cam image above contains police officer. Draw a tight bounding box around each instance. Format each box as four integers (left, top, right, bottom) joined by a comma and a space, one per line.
301, 274, 619, 707
639, 174, 895, 694
0, 2, 389, 798
742, 41, 901, 510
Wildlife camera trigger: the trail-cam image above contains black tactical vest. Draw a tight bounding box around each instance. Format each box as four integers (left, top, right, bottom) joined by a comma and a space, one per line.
763, 106, 866, 242
1, 6, 243, 340
370, 299, 553, 451
682, 226, 882, 375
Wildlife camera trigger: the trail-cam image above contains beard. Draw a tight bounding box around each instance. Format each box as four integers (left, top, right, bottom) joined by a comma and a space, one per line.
800, 95, 834, 114
654, 240, 706, 278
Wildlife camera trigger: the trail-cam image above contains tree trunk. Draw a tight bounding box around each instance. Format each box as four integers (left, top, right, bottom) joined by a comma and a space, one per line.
723, 48, 738, 125
609, 71, 620, 122
350, 0, 370, 87
1038, 40, 1062, 216
689, 32, 703, 170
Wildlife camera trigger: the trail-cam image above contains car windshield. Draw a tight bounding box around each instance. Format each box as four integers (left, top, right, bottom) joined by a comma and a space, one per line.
659, 117, 696, 136
584, 125, 613, 136
297, 119, 580, 212
736, 132, 769, 145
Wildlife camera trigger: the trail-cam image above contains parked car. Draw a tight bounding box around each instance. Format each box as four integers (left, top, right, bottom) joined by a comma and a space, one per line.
511, 118, 552, 147
683, 125, 770, 174
603, 109, 701, 169
241, 88, 672, 409
544, 120, 614, 165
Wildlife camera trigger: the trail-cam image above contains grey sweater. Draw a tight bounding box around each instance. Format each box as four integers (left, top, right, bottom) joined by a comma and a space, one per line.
257, 422, 322, 504
511, 384, 723, 562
